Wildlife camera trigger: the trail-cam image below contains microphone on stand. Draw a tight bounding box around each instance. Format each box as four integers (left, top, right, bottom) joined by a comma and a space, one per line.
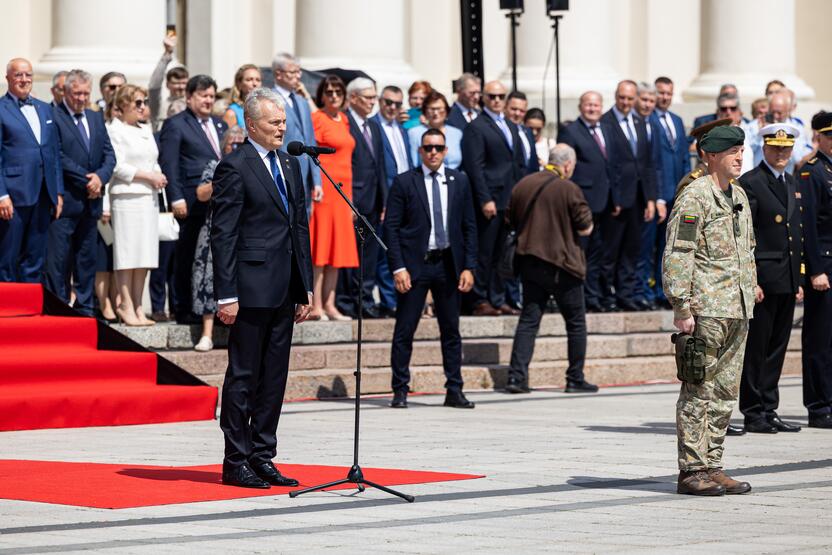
287, 141, 335, 157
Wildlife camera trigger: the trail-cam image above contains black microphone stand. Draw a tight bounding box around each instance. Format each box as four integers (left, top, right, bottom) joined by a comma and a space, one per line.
289, 152, 414, 503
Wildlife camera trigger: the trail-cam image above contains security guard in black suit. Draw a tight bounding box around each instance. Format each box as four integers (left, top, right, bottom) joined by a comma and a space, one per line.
738, 123, 804, 434
800, 111, 832, 429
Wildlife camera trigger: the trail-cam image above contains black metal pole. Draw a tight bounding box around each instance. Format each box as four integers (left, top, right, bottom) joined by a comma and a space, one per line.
553, 15, 562, 130
509, 12, 518, 91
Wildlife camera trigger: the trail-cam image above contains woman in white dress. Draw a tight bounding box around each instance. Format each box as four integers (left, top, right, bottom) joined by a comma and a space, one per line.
107, 85, 168, 326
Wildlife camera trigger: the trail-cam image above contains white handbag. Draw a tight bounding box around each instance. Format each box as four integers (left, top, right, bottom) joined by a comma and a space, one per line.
158, 188, 180, 242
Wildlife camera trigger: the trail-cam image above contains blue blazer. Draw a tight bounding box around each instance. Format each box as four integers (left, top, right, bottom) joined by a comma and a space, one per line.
557, 119, 613, 214
600, 109, 657, 209
159, 109, 227, 205
52, 103, 115, 219
275, 88, 321, 191
346, 110, 387, 215
461, 112, 526, 211
0, 93, 63, 206
385, 166, 477, 282
650, 111, 690, 204
371, 113, 413, 188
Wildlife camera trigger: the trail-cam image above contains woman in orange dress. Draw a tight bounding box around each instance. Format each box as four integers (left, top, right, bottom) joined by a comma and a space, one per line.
309, 75, 358, 320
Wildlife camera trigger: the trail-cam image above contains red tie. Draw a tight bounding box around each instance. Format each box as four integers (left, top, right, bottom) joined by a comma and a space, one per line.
591, 125, 607, 159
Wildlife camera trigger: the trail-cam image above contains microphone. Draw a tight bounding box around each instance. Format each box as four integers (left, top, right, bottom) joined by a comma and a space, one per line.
733, 204, 743, 213
287, 141, 335, 157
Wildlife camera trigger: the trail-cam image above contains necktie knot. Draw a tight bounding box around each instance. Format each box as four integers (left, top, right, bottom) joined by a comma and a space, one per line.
17, 96, 32, 107
74, 112, 83, 120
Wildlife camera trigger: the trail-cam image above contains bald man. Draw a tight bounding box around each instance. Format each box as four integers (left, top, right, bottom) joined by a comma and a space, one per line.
743, 91, 813, 174
0, 58, 63, 282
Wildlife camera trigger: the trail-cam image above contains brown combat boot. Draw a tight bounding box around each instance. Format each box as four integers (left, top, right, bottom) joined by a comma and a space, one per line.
677, 470, 726, 496
707, 469, 752, 494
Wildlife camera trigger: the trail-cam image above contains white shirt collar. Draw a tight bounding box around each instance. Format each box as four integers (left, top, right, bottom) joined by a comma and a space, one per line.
580, 116, 600, 129
249, 138, 274, 160
455, 101, 475, 114
349, 107, 367, 128
612, 106, 632, 123
274, 84, 293, 100
422, 163, 446, 179
63, 99, 84, 118
763, 159, 785, 180
483, 107, 503, 122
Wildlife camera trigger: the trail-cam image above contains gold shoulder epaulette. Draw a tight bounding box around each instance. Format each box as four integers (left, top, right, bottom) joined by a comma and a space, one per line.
807, 157, 818, 165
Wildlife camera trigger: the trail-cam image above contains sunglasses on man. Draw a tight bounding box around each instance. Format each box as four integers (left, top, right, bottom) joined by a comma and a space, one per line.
485, 93, 506, 101
382, 98, 403, 108
420, 144, 446, 153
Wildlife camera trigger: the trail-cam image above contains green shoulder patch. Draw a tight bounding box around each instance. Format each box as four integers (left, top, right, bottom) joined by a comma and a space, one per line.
678, 214, 698, 241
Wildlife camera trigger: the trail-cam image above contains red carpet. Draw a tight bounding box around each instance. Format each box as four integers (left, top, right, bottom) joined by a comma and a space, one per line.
0, 459, 483, 508
0, 283, 217, 431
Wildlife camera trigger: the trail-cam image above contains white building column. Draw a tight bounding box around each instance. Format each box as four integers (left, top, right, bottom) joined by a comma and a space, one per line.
685, 0, 813, 101
295, 0, 419, 90
497, 0, 620, 121
37, 0, 166, 88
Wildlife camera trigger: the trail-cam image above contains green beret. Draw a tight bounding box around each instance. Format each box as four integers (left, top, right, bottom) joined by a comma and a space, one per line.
699, 125, 745, 153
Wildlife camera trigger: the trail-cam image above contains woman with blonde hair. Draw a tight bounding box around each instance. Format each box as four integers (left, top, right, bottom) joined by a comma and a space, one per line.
223, 64, 261, 128
107, 84, 168, 326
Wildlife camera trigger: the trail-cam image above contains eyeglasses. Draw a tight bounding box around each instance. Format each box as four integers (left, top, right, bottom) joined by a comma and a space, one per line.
420, 144, 446, 153
382, 98, 403, 108
106, 84, 121, 91
134, 99, 147, 109
719, 105, 739, 112
280, 69, 301, 76
358, 94, 376, 101
324, 89, 343, 97
485, 93, 506, 100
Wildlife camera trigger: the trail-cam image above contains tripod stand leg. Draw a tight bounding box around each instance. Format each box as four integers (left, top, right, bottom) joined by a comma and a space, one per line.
361, 479, 415, 503
289, 478, 351, 498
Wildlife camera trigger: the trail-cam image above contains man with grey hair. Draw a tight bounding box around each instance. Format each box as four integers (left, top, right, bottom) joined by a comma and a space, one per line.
448, 72, 482, 129
212, 86, 313, 489
272, 52, 321, 212
505, 142, 596, 393
743, 89, 813, 174
50, 70, 68, 107
337, 77, 387, 319
47, 68, 115, 316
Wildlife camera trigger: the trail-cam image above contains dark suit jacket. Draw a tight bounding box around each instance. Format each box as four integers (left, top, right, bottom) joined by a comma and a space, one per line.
740, 162, 803, 294
0, 93, 63, 206
385, 166, 477, 282
159, 108, 227, 206
800, 152, 832, 277
52, 104, 115, 219
447, 103, 475, 130
461, 111, 526, 211
211, 141, 312, 308
650, 110, 690, 203
371, 113, 412, 188
346, 110, 387, 215
520, 125, 539, 175
558, 119, 612, 214
600, 109, 657, 209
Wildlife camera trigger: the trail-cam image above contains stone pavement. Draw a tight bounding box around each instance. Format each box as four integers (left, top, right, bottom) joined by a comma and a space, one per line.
0, 377, 829, 554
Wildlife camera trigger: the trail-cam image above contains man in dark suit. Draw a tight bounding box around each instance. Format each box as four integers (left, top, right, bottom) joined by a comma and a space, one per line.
0, 58, 64, 283
558, 91, 613, 312
385, 128, 477, 409
46, 69, 115, 316
160, 75, 227, 324
599, 79, 657, 311
739, 123, 804, 434
337, 77, 387, 319
447, 73, 481, 130
461, 79, 526, 316
505, 91, 541, 176
800, 111, 832, 430
211, 88, 313, 489
372, 85, 412, 317
49, 71, 67, 108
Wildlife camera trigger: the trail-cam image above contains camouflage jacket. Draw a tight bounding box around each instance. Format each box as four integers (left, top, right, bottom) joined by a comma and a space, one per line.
663, 174, 757, 320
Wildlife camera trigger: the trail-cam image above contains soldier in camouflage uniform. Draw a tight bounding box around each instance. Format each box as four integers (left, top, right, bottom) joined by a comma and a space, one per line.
663, 125, 758, 496
674, 117, 733, 200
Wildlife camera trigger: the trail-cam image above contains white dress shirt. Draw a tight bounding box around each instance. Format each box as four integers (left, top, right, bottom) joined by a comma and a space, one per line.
654, 109, 677, 143
0, 97, 43, 202
455, 102, 478, 122
392, 163, 450, 274
612, 106, 638, 147
63, 100, 90, 139
380, 116, 410, 174
580, 117, 607, 149
517, 125, 532, 162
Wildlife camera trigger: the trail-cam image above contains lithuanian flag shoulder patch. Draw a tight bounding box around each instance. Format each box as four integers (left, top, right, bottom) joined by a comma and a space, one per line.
682, 214, 697, 225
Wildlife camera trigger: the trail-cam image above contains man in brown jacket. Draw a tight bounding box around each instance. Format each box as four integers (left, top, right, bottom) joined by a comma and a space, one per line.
505, 144, 596, 393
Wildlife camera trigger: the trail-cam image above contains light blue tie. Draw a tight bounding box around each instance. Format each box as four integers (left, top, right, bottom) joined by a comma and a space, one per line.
623, 117, 637, 155
267, 151, 289, 214
497, 117, 513, 148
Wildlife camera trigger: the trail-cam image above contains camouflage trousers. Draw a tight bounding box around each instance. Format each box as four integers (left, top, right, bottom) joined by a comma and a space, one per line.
677, 316, 749, 471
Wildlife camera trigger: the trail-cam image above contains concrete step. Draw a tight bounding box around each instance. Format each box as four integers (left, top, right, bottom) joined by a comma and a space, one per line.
201, 352, 803, 401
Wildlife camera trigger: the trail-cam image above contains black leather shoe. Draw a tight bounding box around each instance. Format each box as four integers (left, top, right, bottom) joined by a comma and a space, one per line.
617, 299, 644, 312
726, 423, 746, 436
565, 380, 599, 393
377, 305, 396, 318
505, 381, 530, 394
251, 462, 299, 487
222, 464, 270, 489
585, 301, 604, 313
767, 413, 801, 432
601, 302, 620, 313
746, 418, 778, 434
444, 391, 475, 408
391, 390, 408, 408
362, 305, 383, 319
808, 414, 832, 429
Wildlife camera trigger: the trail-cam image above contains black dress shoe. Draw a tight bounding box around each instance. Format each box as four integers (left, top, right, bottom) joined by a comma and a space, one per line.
505, 381, 530, 394
726, 423, 746, 436
361, 305, 383, 319
565, 380, 599, 393
808, 414, 832, 429
377, 305, 396, 318
617, 299, 644, 312
444, 391, 475, 408
222, 464, 270, 489
251, 462, 299, 487
745, 418, 778, 434
601, 302, 620, 313
390, 390, 408, 408
585, 301, 603, 313
767, 413, 801, 432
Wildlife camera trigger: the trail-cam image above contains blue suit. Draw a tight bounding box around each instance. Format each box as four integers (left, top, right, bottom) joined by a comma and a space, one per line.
0, 93, 63, 282
372, 113, 413, 311
46, 103, 115, 315
447, 103, 476, 131
385, 165, 477, 394
274, 87, 320, 212
159, 109, 227, 320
